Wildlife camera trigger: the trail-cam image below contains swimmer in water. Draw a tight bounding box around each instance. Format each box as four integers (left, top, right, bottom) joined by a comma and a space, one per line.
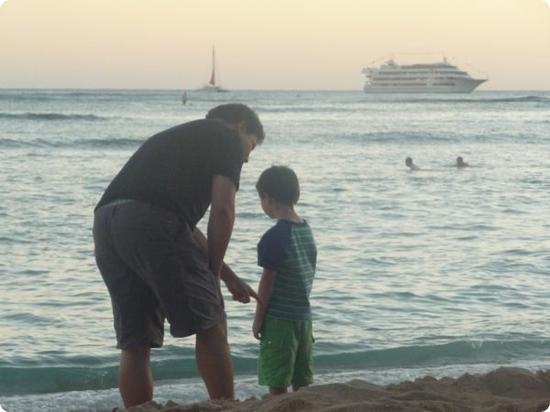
456, 156, 469, 168
405, 157, 420, 171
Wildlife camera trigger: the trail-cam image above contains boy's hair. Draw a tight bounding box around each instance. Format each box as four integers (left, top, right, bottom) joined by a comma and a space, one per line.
206, 103, 265, 143
256, 166, 300, 206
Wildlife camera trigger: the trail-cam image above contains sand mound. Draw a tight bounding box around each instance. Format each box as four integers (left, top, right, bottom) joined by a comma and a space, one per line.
125, 367, 550, 412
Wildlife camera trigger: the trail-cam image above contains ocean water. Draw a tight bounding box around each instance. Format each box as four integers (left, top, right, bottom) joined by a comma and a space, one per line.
1, 89, 550, 411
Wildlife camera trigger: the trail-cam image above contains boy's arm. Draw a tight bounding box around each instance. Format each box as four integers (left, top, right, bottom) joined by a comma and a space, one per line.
253, 268, 277, 340
192, 226, 260, 304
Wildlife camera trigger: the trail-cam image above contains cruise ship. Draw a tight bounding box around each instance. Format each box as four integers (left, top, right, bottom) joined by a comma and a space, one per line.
362, 58, 487, 93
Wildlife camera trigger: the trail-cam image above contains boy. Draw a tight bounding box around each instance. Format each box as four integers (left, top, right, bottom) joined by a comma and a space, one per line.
253, 166, 317, 395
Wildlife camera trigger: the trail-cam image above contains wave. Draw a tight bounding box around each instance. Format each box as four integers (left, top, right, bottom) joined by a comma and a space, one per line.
396, 95, 550, 104
0, 97, 53, 103
322, 131, 457, 144
314, 129, 549, 144
0, 90, 172, 102
0, 112, 108, 121
256, 105, 361, 113
2, 339, 549, 396
0, 137, 144, 149
0, 132, 452, 148
1, 131, 544, 150
256, 96, 550, 111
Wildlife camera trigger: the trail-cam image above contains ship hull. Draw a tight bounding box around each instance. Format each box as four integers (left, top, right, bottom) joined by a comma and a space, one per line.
364, 78, 486, 94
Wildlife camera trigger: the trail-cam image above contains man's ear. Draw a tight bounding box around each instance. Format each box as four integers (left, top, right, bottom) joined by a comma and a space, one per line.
236, 121, 247, 135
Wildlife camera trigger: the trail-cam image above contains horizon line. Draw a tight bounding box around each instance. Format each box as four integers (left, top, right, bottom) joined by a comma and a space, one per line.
1, 87, 549, 92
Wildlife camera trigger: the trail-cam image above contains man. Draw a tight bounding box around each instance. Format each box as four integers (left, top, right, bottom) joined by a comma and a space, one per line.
93, 104, 264, 408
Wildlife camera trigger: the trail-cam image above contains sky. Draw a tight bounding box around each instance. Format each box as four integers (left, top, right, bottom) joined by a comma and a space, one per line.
0, 0, 549, 90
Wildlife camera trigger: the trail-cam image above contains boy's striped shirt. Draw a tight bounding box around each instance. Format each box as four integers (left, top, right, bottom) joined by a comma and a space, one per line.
257, 219, 317, 320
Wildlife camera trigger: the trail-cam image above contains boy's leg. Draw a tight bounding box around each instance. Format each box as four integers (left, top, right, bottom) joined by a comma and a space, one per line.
291, 320, 314, 390
196, 322, 234, 399
120, 346, 153, 408
258, 318, 297, 394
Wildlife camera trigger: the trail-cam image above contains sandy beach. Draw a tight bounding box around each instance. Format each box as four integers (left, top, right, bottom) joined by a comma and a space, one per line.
123, 367, 550, 412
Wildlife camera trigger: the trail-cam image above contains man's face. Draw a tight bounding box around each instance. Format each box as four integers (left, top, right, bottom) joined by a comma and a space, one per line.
235, 121, 258, 162
242, 133, 258, 162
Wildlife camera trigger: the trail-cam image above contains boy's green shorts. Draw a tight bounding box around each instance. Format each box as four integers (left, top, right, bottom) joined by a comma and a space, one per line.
258, 316, 314, 388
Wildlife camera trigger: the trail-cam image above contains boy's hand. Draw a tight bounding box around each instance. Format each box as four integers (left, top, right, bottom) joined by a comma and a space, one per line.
252, 318, 262, 340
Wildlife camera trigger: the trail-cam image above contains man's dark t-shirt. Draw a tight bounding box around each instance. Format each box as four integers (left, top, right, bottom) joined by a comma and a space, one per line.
96, 119, 244, 228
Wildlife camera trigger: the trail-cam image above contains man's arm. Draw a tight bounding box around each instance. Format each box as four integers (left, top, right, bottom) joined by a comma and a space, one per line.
192, 227, 260, 304
208, 175, 236, 278
193, 180, 258, 303
253, 268, 277, 340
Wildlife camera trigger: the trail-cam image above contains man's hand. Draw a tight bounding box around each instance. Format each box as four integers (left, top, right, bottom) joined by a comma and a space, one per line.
223, 271, 261, 304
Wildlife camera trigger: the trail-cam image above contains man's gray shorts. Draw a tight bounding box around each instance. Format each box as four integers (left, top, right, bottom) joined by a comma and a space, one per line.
93, 200, 225, 349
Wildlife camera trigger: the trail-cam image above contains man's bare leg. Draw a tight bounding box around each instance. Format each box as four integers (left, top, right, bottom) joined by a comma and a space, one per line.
119, 345, 153, 408
196, 322, 234, 399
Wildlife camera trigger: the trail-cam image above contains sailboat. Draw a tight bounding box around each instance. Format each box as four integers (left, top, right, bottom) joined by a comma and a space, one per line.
196, 46, 228, 92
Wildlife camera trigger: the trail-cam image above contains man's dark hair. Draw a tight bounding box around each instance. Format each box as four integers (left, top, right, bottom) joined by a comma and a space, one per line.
256, 166, 300, 206
206, 103, 265, 143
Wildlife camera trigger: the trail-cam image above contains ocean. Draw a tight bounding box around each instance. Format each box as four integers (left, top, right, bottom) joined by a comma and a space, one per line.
1, 89, 549, 411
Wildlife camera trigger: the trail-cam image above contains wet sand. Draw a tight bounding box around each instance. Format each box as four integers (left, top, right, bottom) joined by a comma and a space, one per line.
124, 367, 550, 412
